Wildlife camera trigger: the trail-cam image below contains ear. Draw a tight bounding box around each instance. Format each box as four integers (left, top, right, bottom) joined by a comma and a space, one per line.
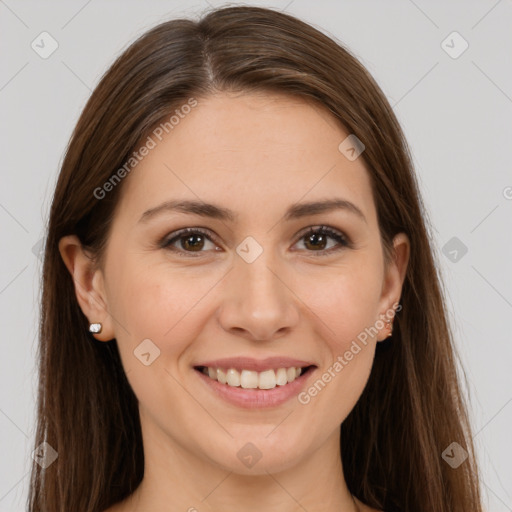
58, 235, 115, 342
376, 232, 410, 341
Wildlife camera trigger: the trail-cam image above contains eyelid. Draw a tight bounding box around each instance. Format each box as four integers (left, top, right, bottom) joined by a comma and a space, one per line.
159, 227, 220, 253
295, 225, 349, 243
160, 224, 351, 256
292, 225, 351, 253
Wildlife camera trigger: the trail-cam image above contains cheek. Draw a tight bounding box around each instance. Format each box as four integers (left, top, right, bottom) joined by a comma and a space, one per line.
299, 255, 384, 348
291, 257, 382, 417
109, 248, 383, 357
105, 260, 213, 413
107, 258, 220, 358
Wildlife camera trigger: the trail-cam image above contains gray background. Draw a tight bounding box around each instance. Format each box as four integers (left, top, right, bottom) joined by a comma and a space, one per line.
1, 0, 511, 510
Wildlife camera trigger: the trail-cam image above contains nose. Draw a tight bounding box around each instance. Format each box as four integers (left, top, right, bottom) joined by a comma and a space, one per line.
217, 250, 300, 342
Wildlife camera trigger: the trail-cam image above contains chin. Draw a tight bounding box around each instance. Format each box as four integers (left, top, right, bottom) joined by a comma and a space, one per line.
201, 429, 309, 475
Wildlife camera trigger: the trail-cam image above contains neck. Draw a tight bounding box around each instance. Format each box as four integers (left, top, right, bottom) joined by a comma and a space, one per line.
120, 417, 361, 512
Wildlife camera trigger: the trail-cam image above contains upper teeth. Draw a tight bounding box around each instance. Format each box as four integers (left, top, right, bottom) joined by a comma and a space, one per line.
202, 366, 303, 390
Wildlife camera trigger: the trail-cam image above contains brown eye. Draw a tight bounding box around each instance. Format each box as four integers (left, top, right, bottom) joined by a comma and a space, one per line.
177, 233, 206, 251
294, 226, 350, 255
303, 231, 329, 251
161, 228, 219, 256
161, 225, 350, 258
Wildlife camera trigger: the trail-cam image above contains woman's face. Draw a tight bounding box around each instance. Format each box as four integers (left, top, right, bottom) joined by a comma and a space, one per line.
63, 91, 408, 476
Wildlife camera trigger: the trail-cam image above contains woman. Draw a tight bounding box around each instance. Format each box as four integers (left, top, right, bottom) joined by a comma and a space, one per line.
28, 5, 484, 512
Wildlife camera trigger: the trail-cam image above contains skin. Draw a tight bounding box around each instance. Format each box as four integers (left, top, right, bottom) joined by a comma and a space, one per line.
60, 91, 409, 512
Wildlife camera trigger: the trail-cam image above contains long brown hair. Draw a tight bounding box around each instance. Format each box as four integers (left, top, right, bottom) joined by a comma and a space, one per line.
28, 5, 484, 512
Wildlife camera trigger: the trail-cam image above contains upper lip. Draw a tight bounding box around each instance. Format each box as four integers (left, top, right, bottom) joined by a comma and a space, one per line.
194, 356, 316, 372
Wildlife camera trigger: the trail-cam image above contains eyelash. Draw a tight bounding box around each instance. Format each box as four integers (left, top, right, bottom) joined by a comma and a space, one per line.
160, 225, 351, 258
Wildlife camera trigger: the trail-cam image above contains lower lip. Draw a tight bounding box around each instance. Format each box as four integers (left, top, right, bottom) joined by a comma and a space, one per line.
194, 367, 316, 409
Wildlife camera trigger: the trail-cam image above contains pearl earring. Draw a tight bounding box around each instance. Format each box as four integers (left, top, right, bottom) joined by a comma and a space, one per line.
89, 322, 102, 334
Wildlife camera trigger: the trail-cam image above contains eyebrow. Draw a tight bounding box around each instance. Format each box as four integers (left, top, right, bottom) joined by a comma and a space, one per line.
139, 198, 367, 224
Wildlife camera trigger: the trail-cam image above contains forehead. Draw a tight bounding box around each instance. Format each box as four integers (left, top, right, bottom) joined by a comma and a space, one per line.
116, 91, 377, 227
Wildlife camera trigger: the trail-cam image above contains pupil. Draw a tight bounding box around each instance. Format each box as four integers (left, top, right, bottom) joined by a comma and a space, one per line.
306, 233, 326, 250
183, 234, 203, 251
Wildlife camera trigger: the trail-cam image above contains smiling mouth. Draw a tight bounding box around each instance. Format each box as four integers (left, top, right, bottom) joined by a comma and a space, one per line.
194, 365, 316, 390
